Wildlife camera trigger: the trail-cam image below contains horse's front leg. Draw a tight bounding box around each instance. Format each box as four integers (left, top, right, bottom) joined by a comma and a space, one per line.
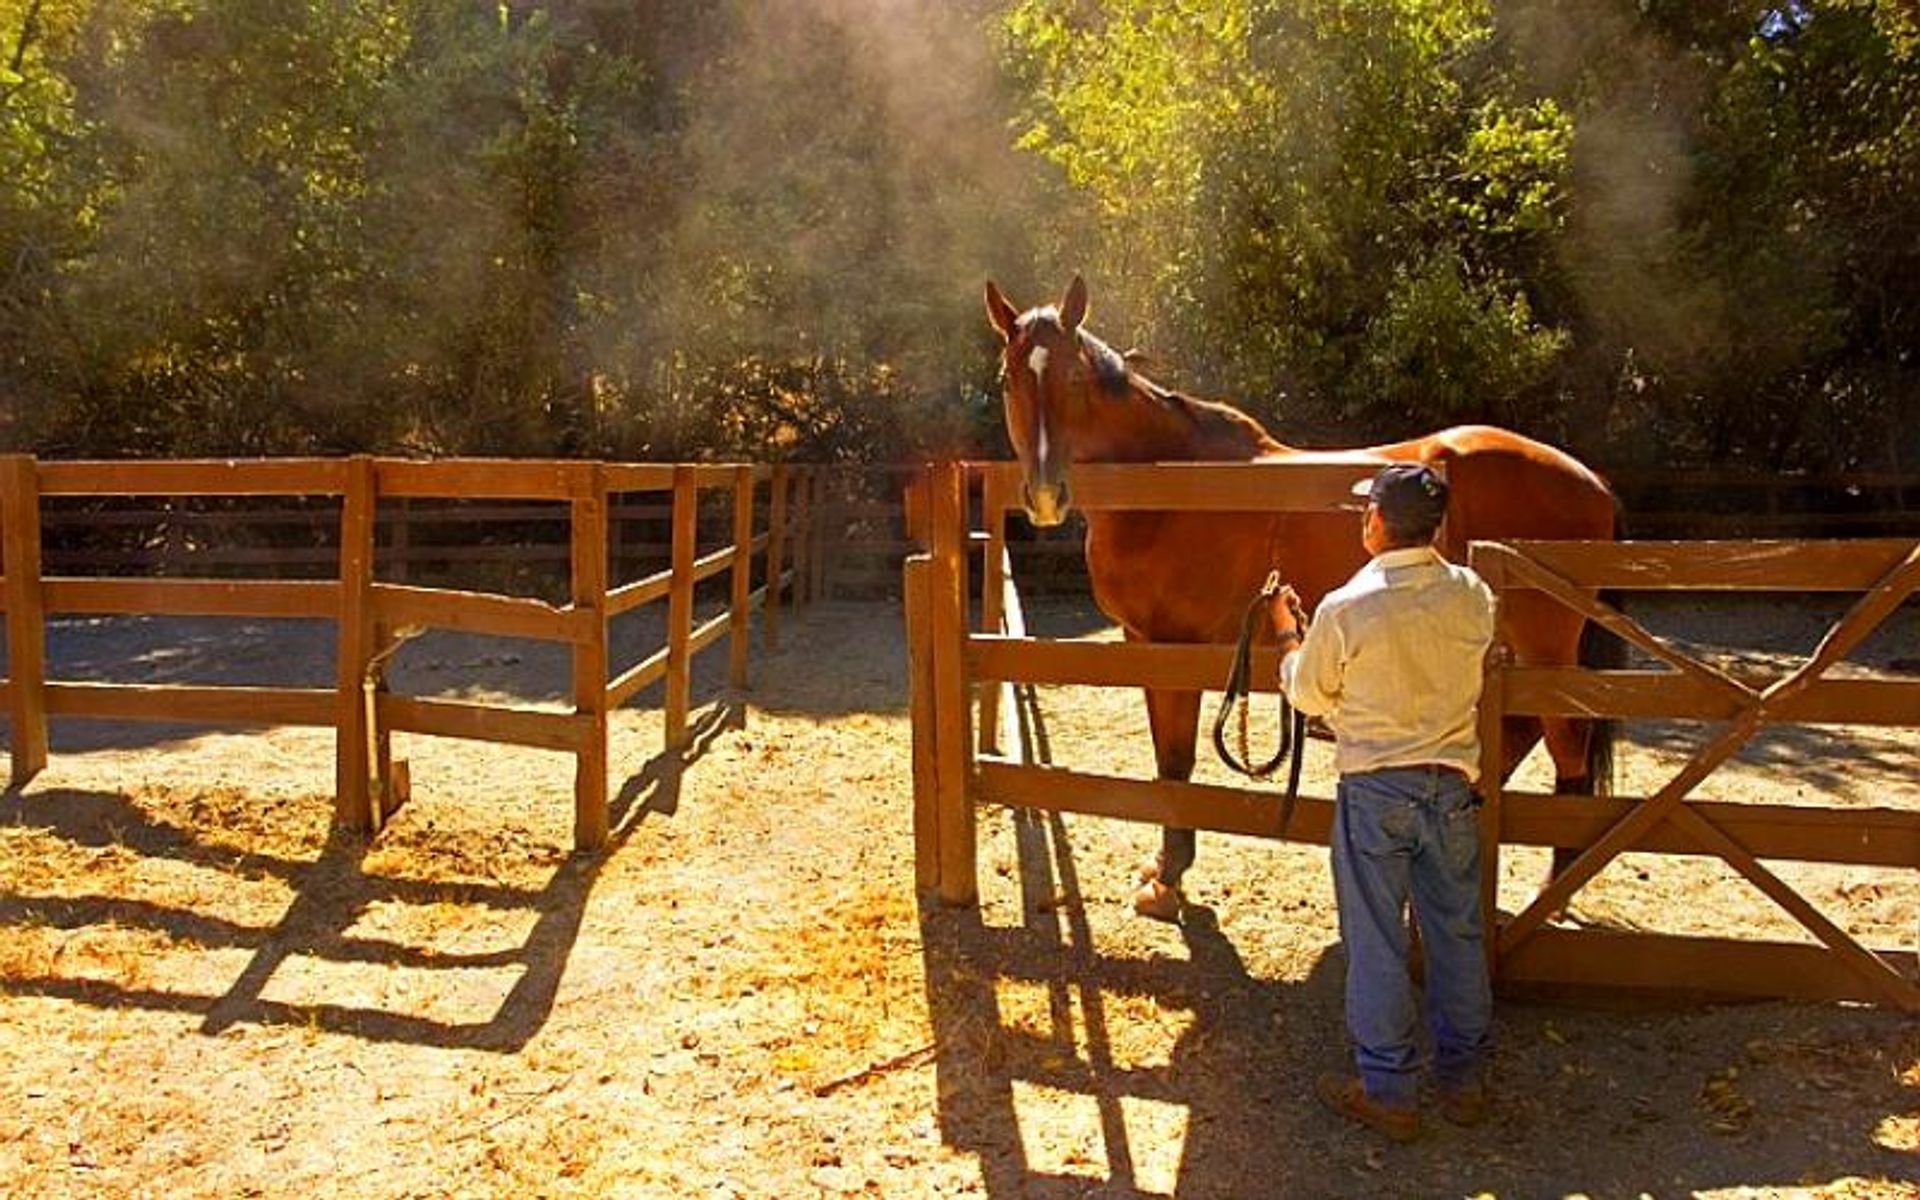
1134, 684, 1201, 920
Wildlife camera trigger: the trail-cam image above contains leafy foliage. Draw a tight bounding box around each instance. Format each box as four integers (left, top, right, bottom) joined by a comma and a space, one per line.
1, 0, 1030, 461
999, 0, 1920, 467
1, 1, 1915, 470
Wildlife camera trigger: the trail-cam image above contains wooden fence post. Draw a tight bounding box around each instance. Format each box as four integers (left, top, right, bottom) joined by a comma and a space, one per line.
977, 467, 1009, 756
903, 468, 929, 550
927, 460, 977, 906
729, 465, 755, 689
390, 496, 410, 584
608, 497, 626, 587
333, 455, 376, 829
1470, 544, 1508, 979
809, 469, 829, 603
763, 464, 789, 651
791, 468, 814, 608
571, 462, 610, 850
664, 465, 697, 748
903, 542, 940, 892
2, 455, 48, 786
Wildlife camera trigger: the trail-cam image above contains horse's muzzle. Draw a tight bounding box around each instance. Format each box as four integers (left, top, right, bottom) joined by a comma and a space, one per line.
1024, 480, 1071, 527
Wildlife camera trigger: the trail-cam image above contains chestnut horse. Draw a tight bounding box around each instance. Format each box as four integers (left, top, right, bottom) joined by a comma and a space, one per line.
984, 275, 1617, 911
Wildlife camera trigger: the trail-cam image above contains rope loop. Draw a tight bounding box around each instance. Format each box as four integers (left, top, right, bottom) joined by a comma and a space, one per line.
1211, 571, 1310, 835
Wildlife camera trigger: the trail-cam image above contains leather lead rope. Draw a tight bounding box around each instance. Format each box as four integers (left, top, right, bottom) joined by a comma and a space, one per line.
1211, 571, 1309, 835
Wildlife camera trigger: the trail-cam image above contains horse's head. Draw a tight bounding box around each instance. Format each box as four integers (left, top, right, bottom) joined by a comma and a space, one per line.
983, 275, 1095, 527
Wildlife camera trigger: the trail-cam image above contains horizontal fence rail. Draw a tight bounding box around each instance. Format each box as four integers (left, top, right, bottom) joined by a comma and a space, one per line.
810, 463, 1920, 600
905, 459, 1920, 1011
27, 463, 1920, 598
1, 455, 820, 851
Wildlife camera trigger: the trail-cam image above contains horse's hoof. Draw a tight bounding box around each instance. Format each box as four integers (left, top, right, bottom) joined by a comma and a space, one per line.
1132, 880, 1183, 922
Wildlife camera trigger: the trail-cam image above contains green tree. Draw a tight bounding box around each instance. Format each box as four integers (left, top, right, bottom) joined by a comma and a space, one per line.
2, 1, 1033, 464
999, 0, 1920, 469
0, 0, 116, 444
1673, 1, 1918, 467
8, 1, 1914, 472
615, 0, 1043, 464
1000, 0, 1576, 442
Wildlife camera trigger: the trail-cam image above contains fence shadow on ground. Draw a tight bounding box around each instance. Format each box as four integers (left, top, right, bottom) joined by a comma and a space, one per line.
0, 702, 739, 1052
1622, 717, 1920, 803
918, 646, 1916, 1198
1610, 593, 1920, 802
919, 807, 1347, 1199
917, 806, 1917, 1198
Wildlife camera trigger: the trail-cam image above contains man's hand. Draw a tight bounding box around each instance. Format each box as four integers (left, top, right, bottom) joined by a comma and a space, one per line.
1267, 583, 1306, 645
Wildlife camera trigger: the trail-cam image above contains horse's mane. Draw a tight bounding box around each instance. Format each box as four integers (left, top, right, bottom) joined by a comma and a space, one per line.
1074, 325, 1280, 451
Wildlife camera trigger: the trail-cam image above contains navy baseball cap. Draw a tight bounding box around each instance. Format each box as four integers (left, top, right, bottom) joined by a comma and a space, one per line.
1353, 463, 1449, 529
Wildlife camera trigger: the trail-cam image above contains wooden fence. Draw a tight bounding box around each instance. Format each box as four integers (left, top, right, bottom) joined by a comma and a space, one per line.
39, 463, 1917, 599
36, 476, 831, 588
1607, 468, 1920, 538
1470, 537, 1920, 1008
904, 459, 1920, 1010
822, 465, 1920, 599
1, 456, 819, 850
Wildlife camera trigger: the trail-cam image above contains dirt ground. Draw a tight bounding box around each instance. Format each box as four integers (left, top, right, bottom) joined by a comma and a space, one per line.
0, 594, 1916, 1199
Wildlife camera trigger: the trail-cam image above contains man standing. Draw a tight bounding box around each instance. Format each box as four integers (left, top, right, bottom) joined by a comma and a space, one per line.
1273, 462, 1498, 1143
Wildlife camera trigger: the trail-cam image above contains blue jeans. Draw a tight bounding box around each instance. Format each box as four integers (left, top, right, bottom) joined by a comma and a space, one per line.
1331, 765, 1492, 1106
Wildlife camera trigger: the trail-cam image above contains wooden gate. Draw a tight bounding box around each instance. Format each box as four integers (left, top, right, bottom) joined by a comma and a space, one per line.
1472, 538, 1920, 1008
904, 459, 1920, 1010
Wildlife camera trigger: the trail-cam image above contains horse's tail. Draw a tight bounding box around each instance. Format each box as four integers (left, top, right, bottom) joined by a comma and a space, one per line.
1578, 589, 1627, 797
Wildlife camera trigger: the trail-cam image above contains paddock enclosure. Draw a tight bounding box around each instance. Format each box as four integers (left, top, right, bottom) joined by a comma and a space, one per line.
0, 455, 822, 850
7, 451, 1917, 1008
3, 453, 1918, 1195
903, 459, 1920, 1011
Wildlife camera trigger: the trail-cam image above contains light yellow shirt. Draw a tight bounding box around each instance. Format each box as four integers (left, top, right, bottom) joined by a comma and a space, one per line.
1278, 546, 1497, 782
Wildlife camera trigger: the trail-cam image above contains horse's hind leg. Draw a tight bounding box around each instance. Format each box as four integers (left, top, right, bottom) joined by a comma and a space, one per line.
1504, 594, 1611, 881
1136, 686, 1201, 917
1543, 715, 1605, 879
1503, 713, 1600, 878
1500, 715, 1544, 782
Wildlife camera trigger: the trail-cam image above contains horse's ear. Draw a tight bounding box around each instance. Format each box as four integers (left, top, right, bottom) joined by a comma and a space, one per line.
984, 280, 1019, 340
1060, 274, 1089, 333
